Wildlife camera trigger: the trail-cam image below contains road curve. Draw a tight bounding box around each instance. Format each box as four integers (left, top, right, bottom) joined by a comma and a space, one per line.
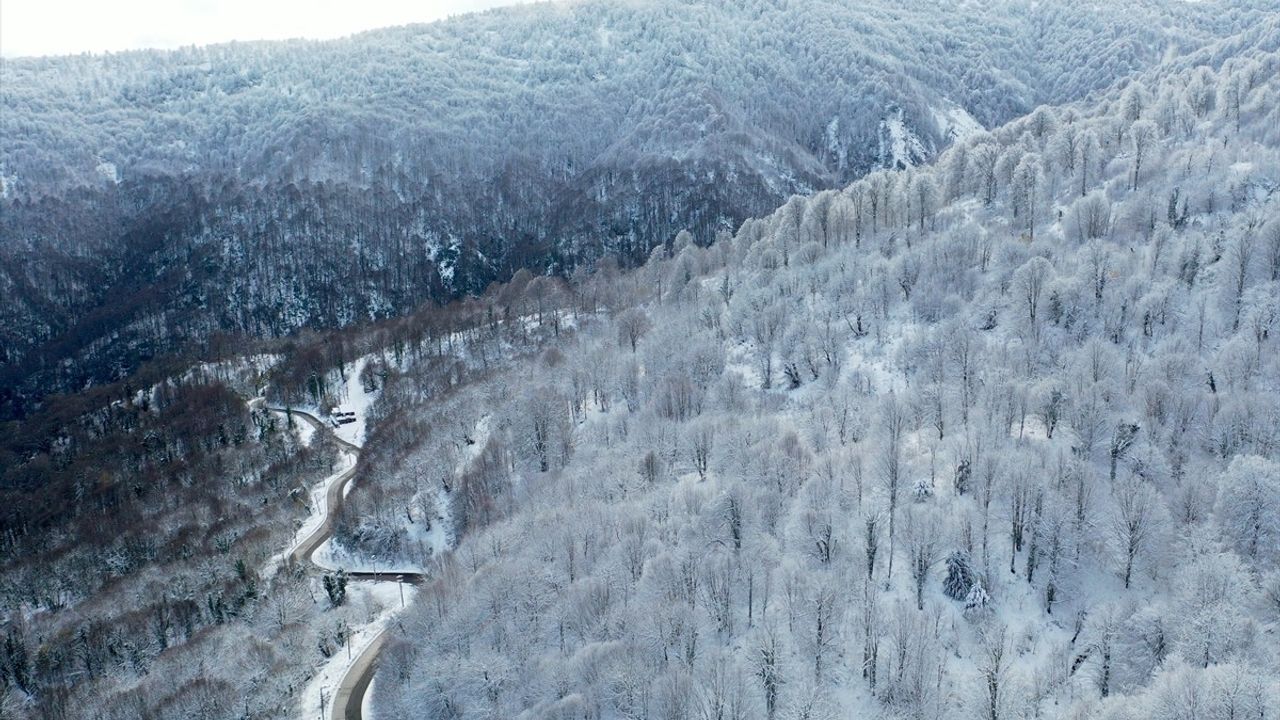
334, 627, 390, 720
266, 406, 423, 720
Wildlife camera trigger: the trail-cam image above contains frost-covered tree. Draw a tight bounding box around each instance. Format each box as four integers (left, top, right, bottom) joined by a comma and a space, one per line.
1171, 550, 1257, 668
1010, 153, 1045, 239
1110, 478, 1163, 589
906, 507, 940, 610
1130, 120, 1157, 191
1214, 455, 1280, 562
1013, 256, 1054, 337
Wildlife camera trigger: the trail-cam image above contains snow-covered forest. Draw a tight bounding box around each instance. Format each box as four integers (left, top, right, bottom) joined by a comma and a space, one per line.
8, 0, 1263, 193
359, 16, 1280, 720
3, 1, 1280, 719
3, 0, 1275, 423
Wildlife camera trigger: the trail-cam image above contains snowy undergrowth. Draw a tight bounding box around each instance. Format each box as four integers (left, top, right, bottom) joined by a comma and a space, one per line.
321, 413, 489, 573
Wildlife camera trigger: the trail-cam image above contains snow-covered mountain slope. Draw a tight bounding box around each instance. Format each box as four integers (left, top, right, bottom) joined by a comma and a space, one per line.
2, 0, 1274, 423
5, 6, 1280, 720
2, 0, 1254, 195
353, 17, 1280, 719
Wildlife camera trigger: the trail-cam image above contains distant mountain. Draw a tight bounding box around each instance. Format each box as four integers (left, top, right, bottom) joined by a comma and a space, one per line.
1, 0, 1272, 418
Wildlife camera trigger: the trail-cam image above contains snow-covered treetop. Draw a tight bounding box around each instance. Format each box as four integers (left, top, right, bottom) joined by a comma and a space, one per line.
1, 0, 1270, 194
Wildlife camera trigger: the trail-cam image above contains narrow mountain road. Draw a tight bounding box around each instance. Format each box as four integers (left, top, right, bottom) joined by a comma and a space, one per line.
267, 407, 424, 720
333, 627, 390, 720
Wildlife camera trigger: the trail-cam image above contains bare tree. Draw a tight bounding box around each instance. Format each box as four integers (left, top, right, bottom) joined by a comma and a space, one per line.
754, 622, 784, 720
911, 173, 939, 232
906, 507, 940, 610
748, 297, 788, 389
809, 582, 839, 681
1112, 478, 1159, 589
881, 392, 908, 582
1130, 119, 1156, 190
1009, 469, 1033, 575
615, 307, 651, 353
690, 421, 716, 481
1077, 129, 1102, 197
863, 512, 880, 581
698, 655, 750, 720
1225, 223, 1258, 331
969, 143, 1000, 206
949, 322, 979, 425
1010, 153, 1044, 239
976, 452, 1000, 581
860, 578, 881, 690
1073, 191, 1112, 242
975, 624, 1011, 720
1035, 385, 1065, 439
1013, 256, 1053, 338
525, 388, 565, 473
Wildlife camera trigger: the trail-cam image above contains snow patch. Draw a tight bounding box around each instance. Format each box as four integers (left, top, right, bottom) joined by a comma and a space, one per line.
332, 356, 376, 446
312, 539, 427, 575
294, 415, 317, 447
878, 106, 929, 170
931, 100, 985, 144
95, 161, 121, 184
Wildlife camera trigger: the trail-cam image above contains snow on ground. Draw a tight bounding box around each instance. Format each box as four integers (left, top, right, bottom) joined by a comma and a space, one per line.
277, 354, 378, 447
931, 100, 985, 144
418, 414, 492, 553
879, 106, 929, 169
331, 356, 375, 447
95, 160, 120, 184
294, 414, 317, 447
261, 448, 356, 580
723, 339, 765, 390
361, 676, 378, 720
297, 581, 416, 720
114, 354, 281, 413
312, 539, 427, 575
186, 353, 281, 388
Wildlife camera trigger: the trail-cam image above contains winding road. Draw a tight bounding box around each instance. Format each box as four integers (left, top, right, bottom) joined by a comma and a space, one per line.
269, 407, 425, 720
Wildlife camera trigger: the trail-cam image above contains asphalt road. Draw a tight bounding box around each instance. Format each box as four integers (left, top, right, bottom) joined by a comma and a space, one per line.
335, 628, 390, 720
267, 406, 424, 720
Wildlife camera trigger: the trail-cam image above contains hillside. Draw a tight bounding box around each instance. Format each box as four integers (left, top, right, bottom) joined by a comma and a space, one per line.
3, 4, 1280, 720
2, 0, 1273, 420
346, 16, 1279, 719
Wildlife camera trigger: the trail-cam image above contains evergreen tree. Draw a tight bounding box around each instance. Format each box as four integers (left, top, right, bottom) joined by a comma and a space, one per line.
944, 551, 977, 601
323, 570, 348, 608
964, 582, 992, 617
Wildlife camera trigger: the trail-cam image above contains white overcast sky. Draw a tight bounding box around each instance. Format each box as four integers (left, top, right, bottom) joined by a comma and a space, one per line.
1, 0, 537, 58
